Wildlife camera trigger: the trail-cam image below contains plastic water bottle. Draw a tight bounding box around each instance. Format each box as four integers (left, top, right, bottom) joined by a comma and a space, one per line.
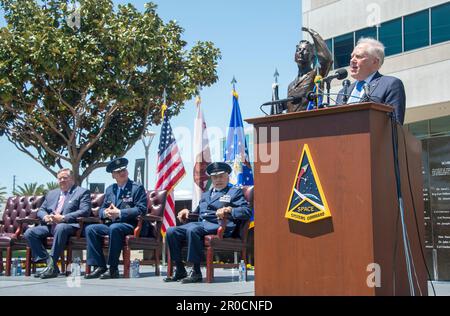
16, 257, 22, 276
11, 259, 18, 276
131, 259, 140, 278
239, 259, 246, 282
73, 257, 81, 277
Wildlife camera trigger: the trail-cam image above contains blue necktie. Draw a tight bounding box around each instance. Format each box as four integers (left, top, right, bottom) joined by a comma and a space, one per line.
348, 80, 365, 104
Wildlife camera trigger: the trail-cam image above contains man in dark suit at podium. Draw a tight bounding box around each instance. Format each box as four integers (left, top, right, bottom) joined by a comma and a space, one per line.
336, 38, 406, 124
164, 162, 252, 284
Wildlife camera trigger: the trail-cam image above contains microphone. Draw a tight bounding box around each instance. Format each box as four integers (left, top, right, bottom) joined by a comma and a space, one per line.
362, 83, 371, 102
323, 69, 348, 83
342, 79, 351, 103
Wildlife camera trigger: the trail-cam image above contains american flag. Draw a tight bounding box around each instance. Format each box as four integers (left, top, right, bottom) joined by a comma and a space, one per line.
156, 115, 186, 236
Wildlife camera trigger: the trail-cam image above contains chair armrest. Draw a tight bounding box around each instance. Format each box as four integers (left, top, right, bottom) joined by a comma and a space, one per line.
14, 217, 41, 238
143, 214, 162, 222
216, 217, 229, 239
75, 217, 102, 238
16, 218, 41, 225
77, 217, 102, 224
185, 212, 199, 223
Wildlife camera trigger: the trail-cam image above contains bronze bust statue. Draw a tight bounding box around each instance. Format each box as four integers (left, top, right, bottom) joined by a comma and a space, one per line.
287, 27, 333, 112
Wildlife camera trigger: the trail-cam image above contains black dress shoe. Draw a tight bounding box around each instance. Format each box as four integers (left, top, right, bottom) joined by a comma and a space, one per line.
180, 270, 202, 284
40, 266, 60, 279
163, 270, 187, 282
84, 266, 107, 279
100, 268, 120, 279
34, 266, 50, 278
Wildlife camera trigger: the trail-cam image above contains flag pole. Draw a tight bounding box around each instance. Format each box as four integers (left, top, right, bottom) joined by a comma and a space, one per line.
161, 88, 167, 267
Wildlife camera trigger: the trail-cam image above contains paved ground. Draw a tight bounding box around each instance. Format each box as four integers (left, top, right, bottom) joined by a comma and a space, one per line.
0, 265, 254, 296
0, 265, 448, 296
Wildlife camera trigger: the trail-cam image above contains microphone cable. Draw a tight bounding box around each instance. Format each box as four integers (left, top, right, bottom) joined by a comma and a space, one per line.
390, 114, 417, 295
398, 125, 437, 296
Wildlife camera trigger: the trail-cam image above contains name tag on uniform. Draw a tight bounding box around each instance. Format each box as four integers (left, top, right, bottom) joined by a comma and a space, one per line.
219, 195, 231, 203
123, 197, 133, 203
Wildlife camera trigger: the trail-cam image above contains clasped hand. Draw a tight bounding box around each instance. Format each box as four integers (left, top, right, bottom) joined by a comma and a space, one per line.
104, 204, 120, 220
216, 206, 232, 220
43, 214, 64, 224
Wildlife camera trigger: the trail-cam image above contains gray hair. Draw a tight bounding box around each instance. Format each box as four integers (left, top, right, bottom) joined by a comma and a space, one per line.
356, 37, 385, 66
57, 168, 73, 177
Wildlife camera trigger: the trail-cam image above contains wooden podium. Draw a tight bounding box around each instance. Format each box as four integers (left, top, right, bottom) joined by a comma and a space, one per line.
246, 103, 428, 296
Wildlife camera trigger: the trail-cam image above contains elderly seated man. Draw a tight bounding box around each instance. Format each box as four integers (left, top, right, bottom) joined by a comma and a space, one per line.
24, 168, 91, 279
164, 162, 252, 284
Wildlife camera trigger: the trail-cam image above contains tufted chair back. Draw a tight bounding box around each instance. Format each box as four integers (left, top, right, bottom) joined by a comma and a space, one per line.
145, 190, 167, 239
1, 196, 44, 234
90, 193, 105, 217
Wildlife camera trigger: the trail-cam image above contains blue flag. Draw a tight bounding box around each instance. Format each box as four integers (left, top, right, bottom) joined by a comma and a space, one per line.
224, 90, 254, 226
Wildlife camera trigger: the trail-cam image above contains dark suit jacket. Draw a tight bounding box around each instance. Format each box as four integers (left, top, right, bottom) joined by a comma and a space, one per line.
336, 71, 406, 124
37, 185, 91, 228
193, 185, 252, 233
99, 179, 148, 228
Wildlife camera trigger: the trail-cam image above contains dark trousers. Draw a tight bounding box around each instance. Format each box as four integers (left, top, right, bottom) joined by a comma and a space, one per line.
166, 221, 220, 264
85, 223, 134, 268
24, 223, 77, 264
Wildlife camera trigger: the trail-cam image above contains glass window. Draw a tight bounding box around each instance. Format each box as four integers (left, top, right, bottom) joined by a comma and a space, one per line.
430, 116, 450, 136
325, 39, 334, 69
325, 39, 333, 54
404, 9, 430, 51
379, 18, 402, 56
355, 27, 377, 43
408, 120, 429, 139
432, 3, 450, 45
333, 32, 353, 69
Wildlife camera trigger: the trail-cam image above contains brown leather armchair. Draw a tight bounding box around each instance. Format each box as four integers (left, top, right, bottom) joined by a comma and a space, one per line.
120, 189, 167, 278
167, 185, 254, 283
0, 196, 44, 276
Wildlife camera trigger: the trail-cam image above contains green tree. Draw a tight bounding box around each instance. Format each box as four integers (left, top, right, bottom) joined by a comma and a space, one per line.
0, 0, 221, 184
13, 183, 46, 196
43, 181, 59, 194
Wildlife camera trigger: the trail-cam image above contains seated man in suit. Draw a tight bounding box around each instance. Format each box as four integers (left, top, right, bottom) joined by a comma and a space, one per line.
24, 168, 91, 279
84, 157, 148, 279
336, 37, 406, 124
164, 162, 252, 284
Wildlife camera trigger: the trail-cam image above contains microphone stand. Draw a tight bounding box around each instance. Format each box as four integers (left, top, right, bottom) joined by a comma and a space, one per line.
323, 79, 331, 107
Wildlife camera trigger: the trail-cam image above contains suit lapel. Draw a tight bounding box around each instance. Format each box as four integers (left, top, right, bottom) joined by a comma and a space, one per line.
344, 82, 357, 104
368, 71, 383, 95
52, 189, 62, 211
112, 184, 119, 205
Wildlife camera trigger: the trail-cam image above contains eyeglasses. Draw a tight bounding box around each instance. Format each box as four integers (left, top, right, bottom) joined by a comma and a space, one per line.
57, 176, 71, 181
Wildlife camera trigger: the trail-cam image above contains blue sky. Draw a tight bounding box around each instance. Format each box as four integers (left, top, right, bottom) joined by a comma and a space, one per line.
0, 0, 302, 196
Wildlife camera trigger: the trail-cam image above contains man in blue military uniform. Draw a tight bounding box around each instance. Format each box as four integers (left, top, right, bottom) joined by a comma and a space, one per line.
164, 162, 252, 284
84, 157, 148, 279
